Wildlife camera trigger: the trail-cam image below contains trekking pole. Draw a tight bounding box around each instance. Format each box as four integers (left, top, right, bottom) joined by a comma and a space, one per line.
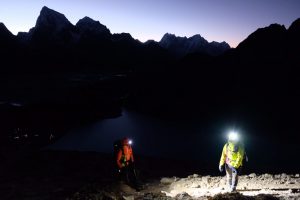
131, 161, 137, 180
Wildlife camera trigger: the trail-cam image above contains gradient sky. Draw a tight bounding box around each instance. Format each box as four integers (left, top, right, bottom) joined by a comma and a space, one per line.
0, 0, 299, 47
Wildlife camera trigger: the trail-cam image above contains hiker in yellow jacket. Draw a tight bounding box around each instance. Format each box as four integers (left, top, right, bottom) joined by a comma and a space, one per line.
219, 131, 245, 192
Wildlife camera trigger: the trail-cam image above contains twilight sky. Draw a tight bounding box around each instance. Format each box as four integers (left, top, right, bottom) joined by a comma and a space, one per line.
0, 0, 299, 47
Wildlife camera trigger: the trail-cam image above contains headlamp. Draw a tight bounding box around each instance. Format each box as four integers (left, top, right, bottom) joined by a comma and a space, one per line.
228, 131, 239, 141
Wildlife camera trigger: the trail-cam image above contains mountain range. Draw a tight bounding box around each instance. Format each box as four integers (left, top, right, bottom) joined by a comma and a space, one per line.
1, 6, 299, 71
0, 6, 299, 91
0, 6, 229, 61
159, 33, 230, 56
1, 7, 300, 111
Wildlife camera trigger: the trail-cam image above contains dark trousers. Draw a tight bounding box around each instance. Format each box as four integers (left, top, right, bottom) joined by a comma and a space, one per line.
118, 164, 137, 187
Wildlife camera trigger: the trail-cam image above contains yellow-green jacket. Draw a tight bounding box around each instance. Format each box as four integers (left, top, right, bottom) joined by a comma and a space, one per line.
219, 142, 245, 169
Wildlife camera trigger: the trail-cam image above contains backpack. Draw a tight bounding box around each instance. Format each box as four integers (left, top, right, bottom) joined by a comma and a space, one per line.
113, 139, 123, 159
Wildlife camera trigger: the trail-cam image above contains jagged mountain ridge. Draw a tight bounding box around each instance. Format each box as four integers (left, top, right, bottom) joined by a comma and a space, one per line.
0, 6, 299, 70
0, 22, 14, 39
159, 33, 230, 57
35, 6, 73, 31
13, 6, 136, 46
0, 22, 18, 55
0, 22, 16, 45
76, 16, 111, 37
233, 21, 300, 64
0, 6, 230, 57
26, 6, 82, 45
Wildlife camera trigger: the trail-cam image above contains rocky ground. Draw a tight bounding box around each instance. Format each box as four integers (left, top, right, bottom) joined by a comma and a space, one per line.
161, 173, 300, 199
0, 150, 299, 200
66, 174, 300, 200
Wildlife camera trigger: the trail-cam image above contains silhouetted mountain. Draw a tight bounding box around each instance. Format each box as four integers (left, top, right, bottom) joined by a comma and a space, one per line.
235, 24, 287, 63
17, 31, 30, 44
287, 18, 300, 61
74, 16, 113, 67
231, 19, 300, 67
0, 23, 17, 63
159, 33, 230, 57
0, 23, 15, 43
288, 18, 300, 36
36, 6, 72, 31
208, 41, 231, 56
76, 17, 110, 35
26, 6, 77, 46
76, 16, 111, 43
111, 33, 139, 45
0, 23, 17, 51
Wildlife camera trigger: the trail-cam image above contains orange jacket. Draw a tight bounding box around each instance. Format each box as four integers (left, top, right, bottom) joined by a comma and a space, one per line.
116, 144, 134, 169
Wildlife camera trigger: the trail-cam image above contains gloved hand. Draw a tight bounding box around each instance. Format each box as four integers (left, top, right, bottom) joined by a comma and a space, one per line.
219, 165, 224, 172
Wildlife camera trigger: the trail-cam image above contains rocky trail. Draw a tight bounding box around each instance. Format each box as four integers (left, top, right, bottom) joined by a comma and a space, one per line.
1, 151, 299, 200
68, 174, 300, 200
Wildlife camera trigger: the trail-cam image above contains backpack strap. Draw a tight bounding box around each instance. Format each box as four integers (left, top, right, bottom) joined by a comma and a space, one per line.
226, 142, 229, 155
226, 142, 239, 154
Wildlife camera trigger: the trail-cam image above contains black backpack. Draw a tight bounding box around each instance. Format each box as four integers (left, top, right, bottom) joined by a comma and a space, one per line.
113, 139, 123, 160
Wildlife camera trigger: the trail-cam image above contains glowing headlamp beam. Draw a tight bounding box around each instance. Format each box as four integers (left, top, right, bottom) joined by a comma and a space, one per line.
228, 131, 239, 141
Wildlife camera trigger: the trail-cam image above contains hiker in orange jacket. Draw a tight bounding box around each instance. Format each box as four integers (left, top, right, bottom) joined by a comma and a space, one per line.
116, 138, 134, 169
114, 137, 139, 188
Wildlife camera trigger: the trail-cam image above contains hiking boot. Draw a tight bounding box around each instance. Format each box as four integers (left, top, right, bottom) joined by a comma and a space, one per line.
229, 186, 236, 192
